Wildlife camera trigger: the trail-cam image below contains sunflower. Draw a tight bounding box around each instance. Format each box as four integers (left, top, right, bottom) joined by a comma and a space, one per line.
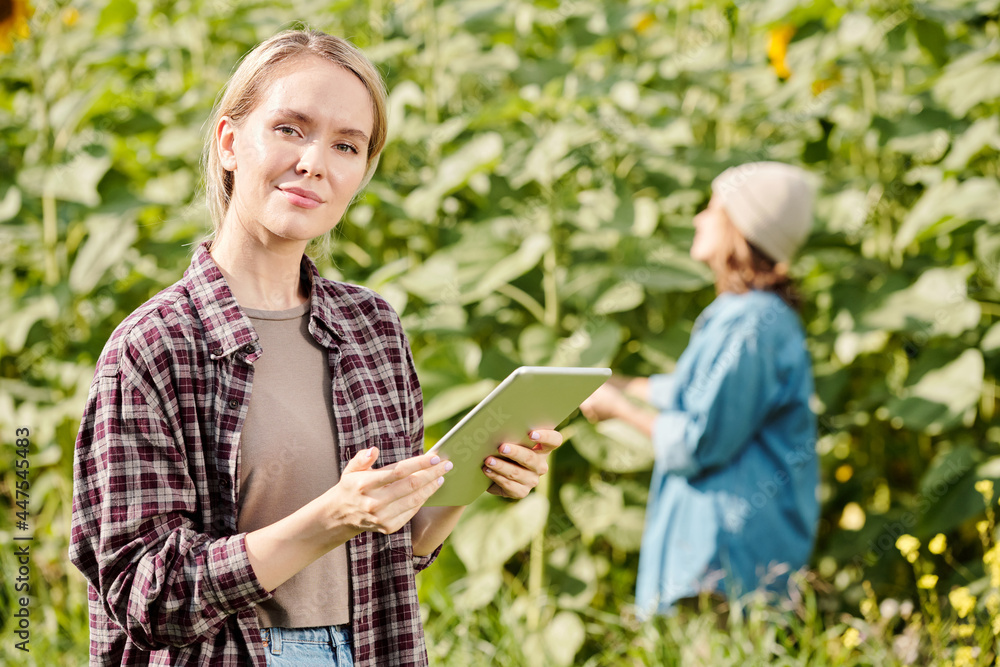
0, 0, 33, 53
767, 25, 795, 80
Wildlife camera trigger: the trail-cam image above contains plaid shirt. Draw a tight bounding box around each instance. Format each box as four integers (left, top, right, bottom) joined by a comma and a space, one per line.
70, 241, 438, 666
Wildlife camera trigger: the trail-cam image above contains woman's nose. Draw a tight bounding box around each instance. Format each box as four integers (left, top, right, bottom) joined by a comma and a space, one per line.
296, 143, 325, 179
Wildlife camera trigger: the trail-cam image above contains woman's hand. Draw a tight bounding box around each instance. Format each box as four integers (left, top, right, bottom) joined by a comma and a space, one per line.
325, 447, 453, 538
579, 383, 629, 422
246, 446, 452, 592
483, 429, 563, 499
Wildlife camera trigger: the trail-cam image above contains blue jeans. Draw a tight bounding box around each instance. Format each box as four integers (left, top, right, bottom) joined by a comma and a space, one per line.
260, 625, 353, 666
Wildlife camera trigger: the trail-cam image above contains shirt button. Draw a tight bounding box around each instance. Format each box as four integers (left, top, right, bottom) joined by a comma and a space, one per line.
228, 399, 239, 409
214, 347, 224, 356
242, 344, 255, 354
220, 478, 230, 489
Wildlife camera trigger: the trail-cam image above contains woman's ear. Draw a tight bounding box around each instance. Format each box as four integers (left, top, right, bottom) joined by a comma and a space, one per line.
217, 116, 238, 172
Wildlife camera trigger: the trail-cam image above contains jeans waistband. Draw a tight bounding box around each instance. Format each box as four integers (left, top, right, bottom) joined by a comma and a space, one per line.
260, 624, 352, 656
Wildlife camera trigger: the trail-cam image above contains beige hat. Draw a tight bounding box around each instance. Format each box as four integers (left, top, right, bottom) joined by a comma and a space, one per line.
711, 162, 815, 264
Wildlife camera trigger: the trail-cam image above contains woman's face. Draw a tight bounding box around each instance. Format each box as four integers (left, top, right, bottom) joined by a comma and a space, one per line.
217, 55, 374, 247
690, 194, 732, 264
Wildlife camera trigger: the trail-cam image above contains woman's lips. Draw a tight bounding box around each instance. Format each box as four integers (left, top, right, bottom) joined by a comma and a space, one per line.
279, 187, 322, 209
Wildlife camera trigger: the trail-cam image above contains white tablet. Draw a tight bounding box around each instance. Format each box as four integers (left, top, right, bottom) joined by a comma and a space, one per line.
424, 366, 611, 506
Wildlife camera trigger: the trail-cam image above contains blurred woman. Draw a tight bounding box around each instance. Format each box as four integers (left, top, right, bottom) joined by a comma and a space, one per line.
581, 162, 819, 616
70, 29, 561, 666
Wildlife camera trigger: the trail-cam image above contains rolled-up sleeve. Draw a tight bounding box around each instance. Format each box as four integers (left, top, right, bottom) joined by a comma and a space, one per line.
651, 317, 777, 478
397, 320, 442, 573
70, 368, 271, 651
647, 373, 679, 410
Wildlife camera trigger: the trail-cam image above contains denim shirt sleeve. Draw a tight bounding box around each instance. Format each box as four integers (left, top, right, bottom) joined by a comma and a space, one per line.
647, 373, 678, 410
651, 301, 781, 478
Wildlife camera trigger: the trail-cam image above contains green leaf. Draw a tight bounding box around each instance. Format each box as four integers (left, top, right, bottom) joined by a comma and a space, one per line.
403, 133, 504, 220
942, 116, 1000, 171
450, 493, 549, 572
594, 281, 645, 315
933, 45, 1000, 117
568, 418, 654, 473
604, 506, 647, 552
548, 545, 599, 610
422, 379, 497, 430
68, 213, 138, 294
97, 0, 138, 35
982, 321, 1000, 355
895, 178, 1000, 249
0, 185, 22, 222
916, 445, 982, 537
913, 19, 948, 67
551, 319, 622, 368
463, 233, 550, 304
17, 152, 113, 207
0, 295, 59, 353
859, 267, 980, 338
450, 569, 504, 612
560, 480, 624, 537
886, 348, 984, 434
541, 611, 586, 666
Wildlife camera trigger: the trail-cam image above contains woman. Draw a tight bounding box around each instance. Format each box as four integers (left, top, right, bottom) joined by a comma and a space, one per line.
69, 29, 561, 666
581, 162, 819, 616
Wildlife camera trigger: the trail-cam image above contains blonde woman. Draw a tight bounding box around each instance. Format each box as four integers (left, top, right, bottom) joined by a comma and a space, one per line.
581, 162, 819, 616
70, 29, 561, 666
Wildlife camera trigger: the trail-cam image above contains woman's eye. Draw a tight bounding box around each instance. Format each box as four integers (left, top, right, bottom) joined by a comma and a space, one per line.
277, 126, 296, 136
336, 143, 359, 155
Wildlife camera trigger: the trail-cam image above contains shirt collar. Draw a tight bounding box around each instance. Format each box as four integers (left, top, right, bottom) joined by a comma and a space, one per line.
184, 240, 344, 360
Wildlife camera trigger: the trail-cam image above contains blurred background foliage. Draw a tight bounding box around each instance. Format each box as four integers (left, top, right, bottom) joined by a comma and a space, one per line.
1, 0, 1000, 664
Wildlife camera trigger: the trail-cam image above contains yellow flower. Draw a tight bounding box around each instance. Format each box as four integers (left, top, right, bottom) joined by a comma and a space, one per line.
977, 520, 990, 539
0, 0, 33, 52
951, 623, 975, 638
917, 574, 938, 589
61, 7, 79, 27
949, 587, 977, 619
896, 534, 920, 563
841, 626, 861, 649
767, 25, 795, 80
985, 590, 1000, 614
860, 597, 876, 619
986, 546, 1000, 588
976, 479, 995, 503
954, 646, 976, 667
929, 533, 947, 555
634, 12, 655, 35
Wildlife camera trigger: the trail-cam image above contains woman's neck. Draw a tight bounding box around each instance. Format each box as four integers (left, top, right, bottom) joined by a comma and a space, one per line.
208, 225, 310, 311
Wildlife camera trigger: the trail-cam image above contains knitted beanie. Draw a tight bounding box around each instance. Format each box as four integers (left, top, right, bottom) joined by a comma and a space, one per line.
711, 162, 815, 264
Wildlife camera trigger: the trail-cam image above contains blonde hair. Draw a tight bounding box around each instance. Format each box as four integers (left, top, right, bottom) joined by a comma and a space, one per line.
202, 29, 388, 255
707, 208, 802, 311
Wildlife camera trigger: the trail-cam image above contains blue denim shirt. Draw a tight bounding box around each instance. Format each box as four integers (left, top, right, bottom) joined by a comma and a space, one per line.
636, 290, 818, 616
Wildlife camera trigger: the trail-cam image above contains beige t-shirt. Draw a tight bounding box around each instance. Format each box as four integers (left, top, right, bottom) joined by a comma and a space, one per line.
237, 299, 350, 628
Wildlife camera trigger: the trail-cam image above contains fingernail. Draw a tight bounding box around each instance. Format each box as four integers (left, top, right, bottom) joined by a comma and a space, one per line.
444, 461, 454, 471
437, 476, 445, 486
500, 445, 510, 454
530, 431, 540, 440
430, 455, 441, 465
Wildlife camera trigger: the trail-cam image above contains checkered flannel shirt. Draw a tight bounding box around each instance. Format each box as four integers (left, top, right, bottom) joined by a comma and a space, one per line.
70, 241, 438, 666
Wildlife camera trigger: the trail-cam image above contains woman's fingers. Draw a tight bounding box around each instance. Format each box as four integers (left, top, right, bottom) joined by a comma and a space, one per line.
481, 430, 564, 499
527, 428, 563, 454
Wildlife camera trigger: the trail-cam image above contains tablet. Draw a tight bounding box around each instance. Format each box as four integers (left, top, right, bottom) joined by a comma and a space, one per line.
424, 366, 611, 506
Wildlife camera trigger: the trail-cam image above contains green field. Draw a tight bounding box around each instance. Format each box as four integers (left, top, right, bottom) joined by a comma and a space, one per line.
2, 0, 999, 664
